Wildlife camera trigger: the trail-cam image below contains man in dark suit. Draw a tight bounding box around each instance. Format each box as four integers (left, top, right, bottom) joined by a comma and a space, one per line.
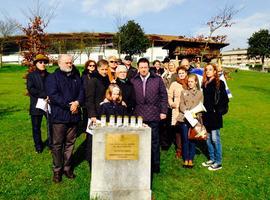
46, 54, 84, 183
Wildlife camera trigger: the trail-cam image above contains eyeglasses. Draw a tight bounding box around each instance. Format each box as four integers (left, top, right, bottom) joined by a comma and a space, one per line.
109, 61, 118, 64
38, 61, 47, 64
88, 65, 96, 67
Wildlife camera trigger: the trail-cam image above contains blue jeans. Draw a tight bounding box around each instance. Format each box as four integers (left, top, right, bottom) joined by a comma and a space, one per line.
180, 122, 195, 161
206, 129, 222, 165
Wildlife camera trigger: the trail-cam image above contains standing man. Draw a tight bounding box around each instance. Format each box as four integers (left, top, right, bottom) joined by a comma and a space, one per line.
180, 58, 194, 74
124, 55, 137, 79
131, 58, 168, 174
46, 54, 84, 183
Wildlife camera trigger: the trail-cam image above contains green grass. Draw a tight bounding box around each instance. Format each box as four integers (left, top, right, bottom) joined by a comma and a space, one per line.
0, 65, 269, 199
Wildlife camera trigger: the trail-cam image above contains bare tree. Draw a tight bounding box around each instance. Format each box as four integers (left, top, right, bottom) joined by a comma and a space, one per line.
21, 0, 58, 28
113, 11, 127, 58
0, 14, 19, 67
201, 5, 239, 62
207, 5, 238, 38
18, 0, 58, 76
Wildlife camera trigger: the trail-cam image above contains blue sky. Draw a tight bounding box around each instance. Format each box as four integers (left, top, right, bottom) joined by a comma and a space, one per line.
1, 0, 270, 50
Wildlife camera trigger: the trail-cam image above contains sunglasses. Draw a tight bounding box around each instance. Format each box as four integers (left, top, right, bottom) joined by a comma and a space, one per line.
109, 61, 118, 63
38, 61, 48, 64
88, 65, 96, 67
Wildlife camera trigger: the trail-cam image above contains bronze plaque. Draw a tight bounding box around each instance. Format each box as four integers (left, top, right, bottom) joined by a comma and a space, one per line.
105, 133, 139, 160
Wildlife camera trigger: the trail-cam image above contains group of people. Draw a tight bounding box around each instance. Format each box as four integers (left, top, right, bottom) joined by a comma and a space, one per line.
27, 53, 229, 184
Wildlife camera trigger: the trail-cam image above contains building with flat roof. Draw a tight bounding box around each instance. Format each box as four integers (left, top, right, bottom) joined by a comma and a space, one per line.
221, 48, 270, 67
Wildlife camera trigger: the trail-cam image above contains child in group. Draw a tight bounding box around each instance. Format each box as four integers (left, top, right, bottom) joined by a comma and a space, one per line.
176, 74, 203, 168
201, 63, 229, 171
99, 84, 127, 122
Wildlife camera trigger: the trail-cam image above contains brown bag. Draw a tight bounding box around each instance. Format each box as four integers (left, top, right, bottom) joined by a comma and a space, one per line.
188, 122, 207, 140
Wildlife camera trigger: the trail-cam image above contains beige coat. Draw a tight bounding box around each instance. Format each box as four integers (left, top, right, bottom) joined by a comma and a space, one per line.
168, 81, 184, 125
176, 88, 203, 123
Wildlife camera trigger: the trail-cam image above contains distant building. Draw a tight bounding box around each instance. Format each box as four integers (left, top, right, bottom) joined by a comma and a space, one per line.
163, 39, 228, 61
221, 48, 270, 67
1, 32, 229, 65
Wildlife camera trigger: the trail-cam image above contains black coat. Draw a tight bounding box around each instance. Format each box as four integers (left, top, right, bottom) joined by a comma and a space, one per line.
85, 73, 110, 118
45, 68, 84, 123
149, 67, 164, 76
116, 78, 135, 115
81, 71, 97, 106
99, 102, 127, 122
27, 70, 49, 115
127, 66, 138, 80
202, 80, 229, 131
81, 70, 96, 88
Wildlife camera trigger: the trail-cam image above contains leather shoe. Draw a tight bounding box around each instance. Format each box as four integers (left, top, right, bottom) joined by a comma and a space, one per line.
53, 171, 62, 183
64, 170, 76, 179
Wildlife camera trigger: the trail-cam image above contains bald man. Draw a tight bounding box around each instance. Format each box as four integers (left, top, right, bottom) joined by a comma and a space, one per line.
180, 58, 194, 74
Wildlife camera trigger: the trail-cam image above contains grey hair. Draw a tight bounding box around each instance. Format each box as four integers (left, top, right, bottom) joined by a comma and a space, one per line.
58, 54, 73, 64
116, 65, 128, 73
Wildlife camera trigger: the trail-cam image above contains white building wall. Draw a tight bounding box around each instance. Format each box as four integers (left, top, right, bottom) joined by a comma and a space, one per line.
2, 47, 169, 65
222, 49, 270, 67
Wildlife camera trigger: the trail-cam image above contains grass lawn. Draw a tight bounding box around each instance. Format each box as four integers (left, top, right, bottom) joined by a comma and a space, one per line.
0, 65, 269, 199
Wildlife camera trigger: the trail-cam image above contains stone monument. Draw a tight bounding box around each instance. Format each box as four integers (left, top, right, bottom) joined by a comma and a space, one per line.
89, 116, 152, 200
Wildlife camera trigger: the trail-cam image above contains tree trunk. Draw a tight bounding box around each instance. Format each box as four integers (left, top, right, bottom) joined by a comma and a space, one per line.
262, 55, 265, 71
0, 42, 3, 68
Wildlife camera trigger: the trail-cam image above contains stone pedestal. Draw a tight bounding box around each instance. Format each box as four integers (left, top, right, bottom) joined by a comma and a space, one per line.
90, 126, 152, 200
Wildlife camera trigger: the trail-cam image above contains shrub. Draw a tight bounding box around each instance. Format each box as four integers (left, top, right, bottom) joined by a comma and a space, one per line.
249, 64, 262, 71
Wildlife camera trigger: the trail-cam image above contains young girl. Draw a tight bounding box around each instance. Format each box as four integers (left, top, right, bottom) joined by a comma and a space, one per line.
99, 84, 127, 122
168, 66, 188, 158
177, 74, 203, 168
201, 63, 229, 171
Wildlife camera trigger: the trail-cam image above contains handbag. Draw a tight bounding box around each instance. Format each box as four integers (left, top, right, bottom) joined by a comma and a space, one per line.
188, 122, 207, 140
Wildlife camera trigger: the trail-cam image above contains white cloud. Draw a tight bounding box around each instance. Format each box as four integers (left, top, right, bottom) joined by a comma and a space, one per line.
81, 0, 185, 17
195, 12, 270, 51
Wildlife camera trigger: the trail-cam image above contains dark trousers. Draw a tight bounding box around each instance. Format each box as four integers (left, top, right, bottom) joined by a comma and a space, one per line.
159, 108, 173, 150
85, 133, 92, 169
82, 107, 88, 132
180, 122, 195, 161
51, 123, 78, 172
144, 121, 160, 167
31, 114, 52, 151
174, 125, 182, 152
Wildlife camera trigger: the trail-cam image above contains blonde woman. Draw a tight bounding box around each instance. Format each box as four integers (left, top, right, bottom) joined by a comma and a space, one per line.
177, 74, 203, 168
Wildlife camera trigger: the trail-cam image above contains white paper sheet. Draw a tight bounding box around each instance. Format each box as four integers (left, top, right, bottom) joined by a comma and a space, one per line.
36, 98, 51, 114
